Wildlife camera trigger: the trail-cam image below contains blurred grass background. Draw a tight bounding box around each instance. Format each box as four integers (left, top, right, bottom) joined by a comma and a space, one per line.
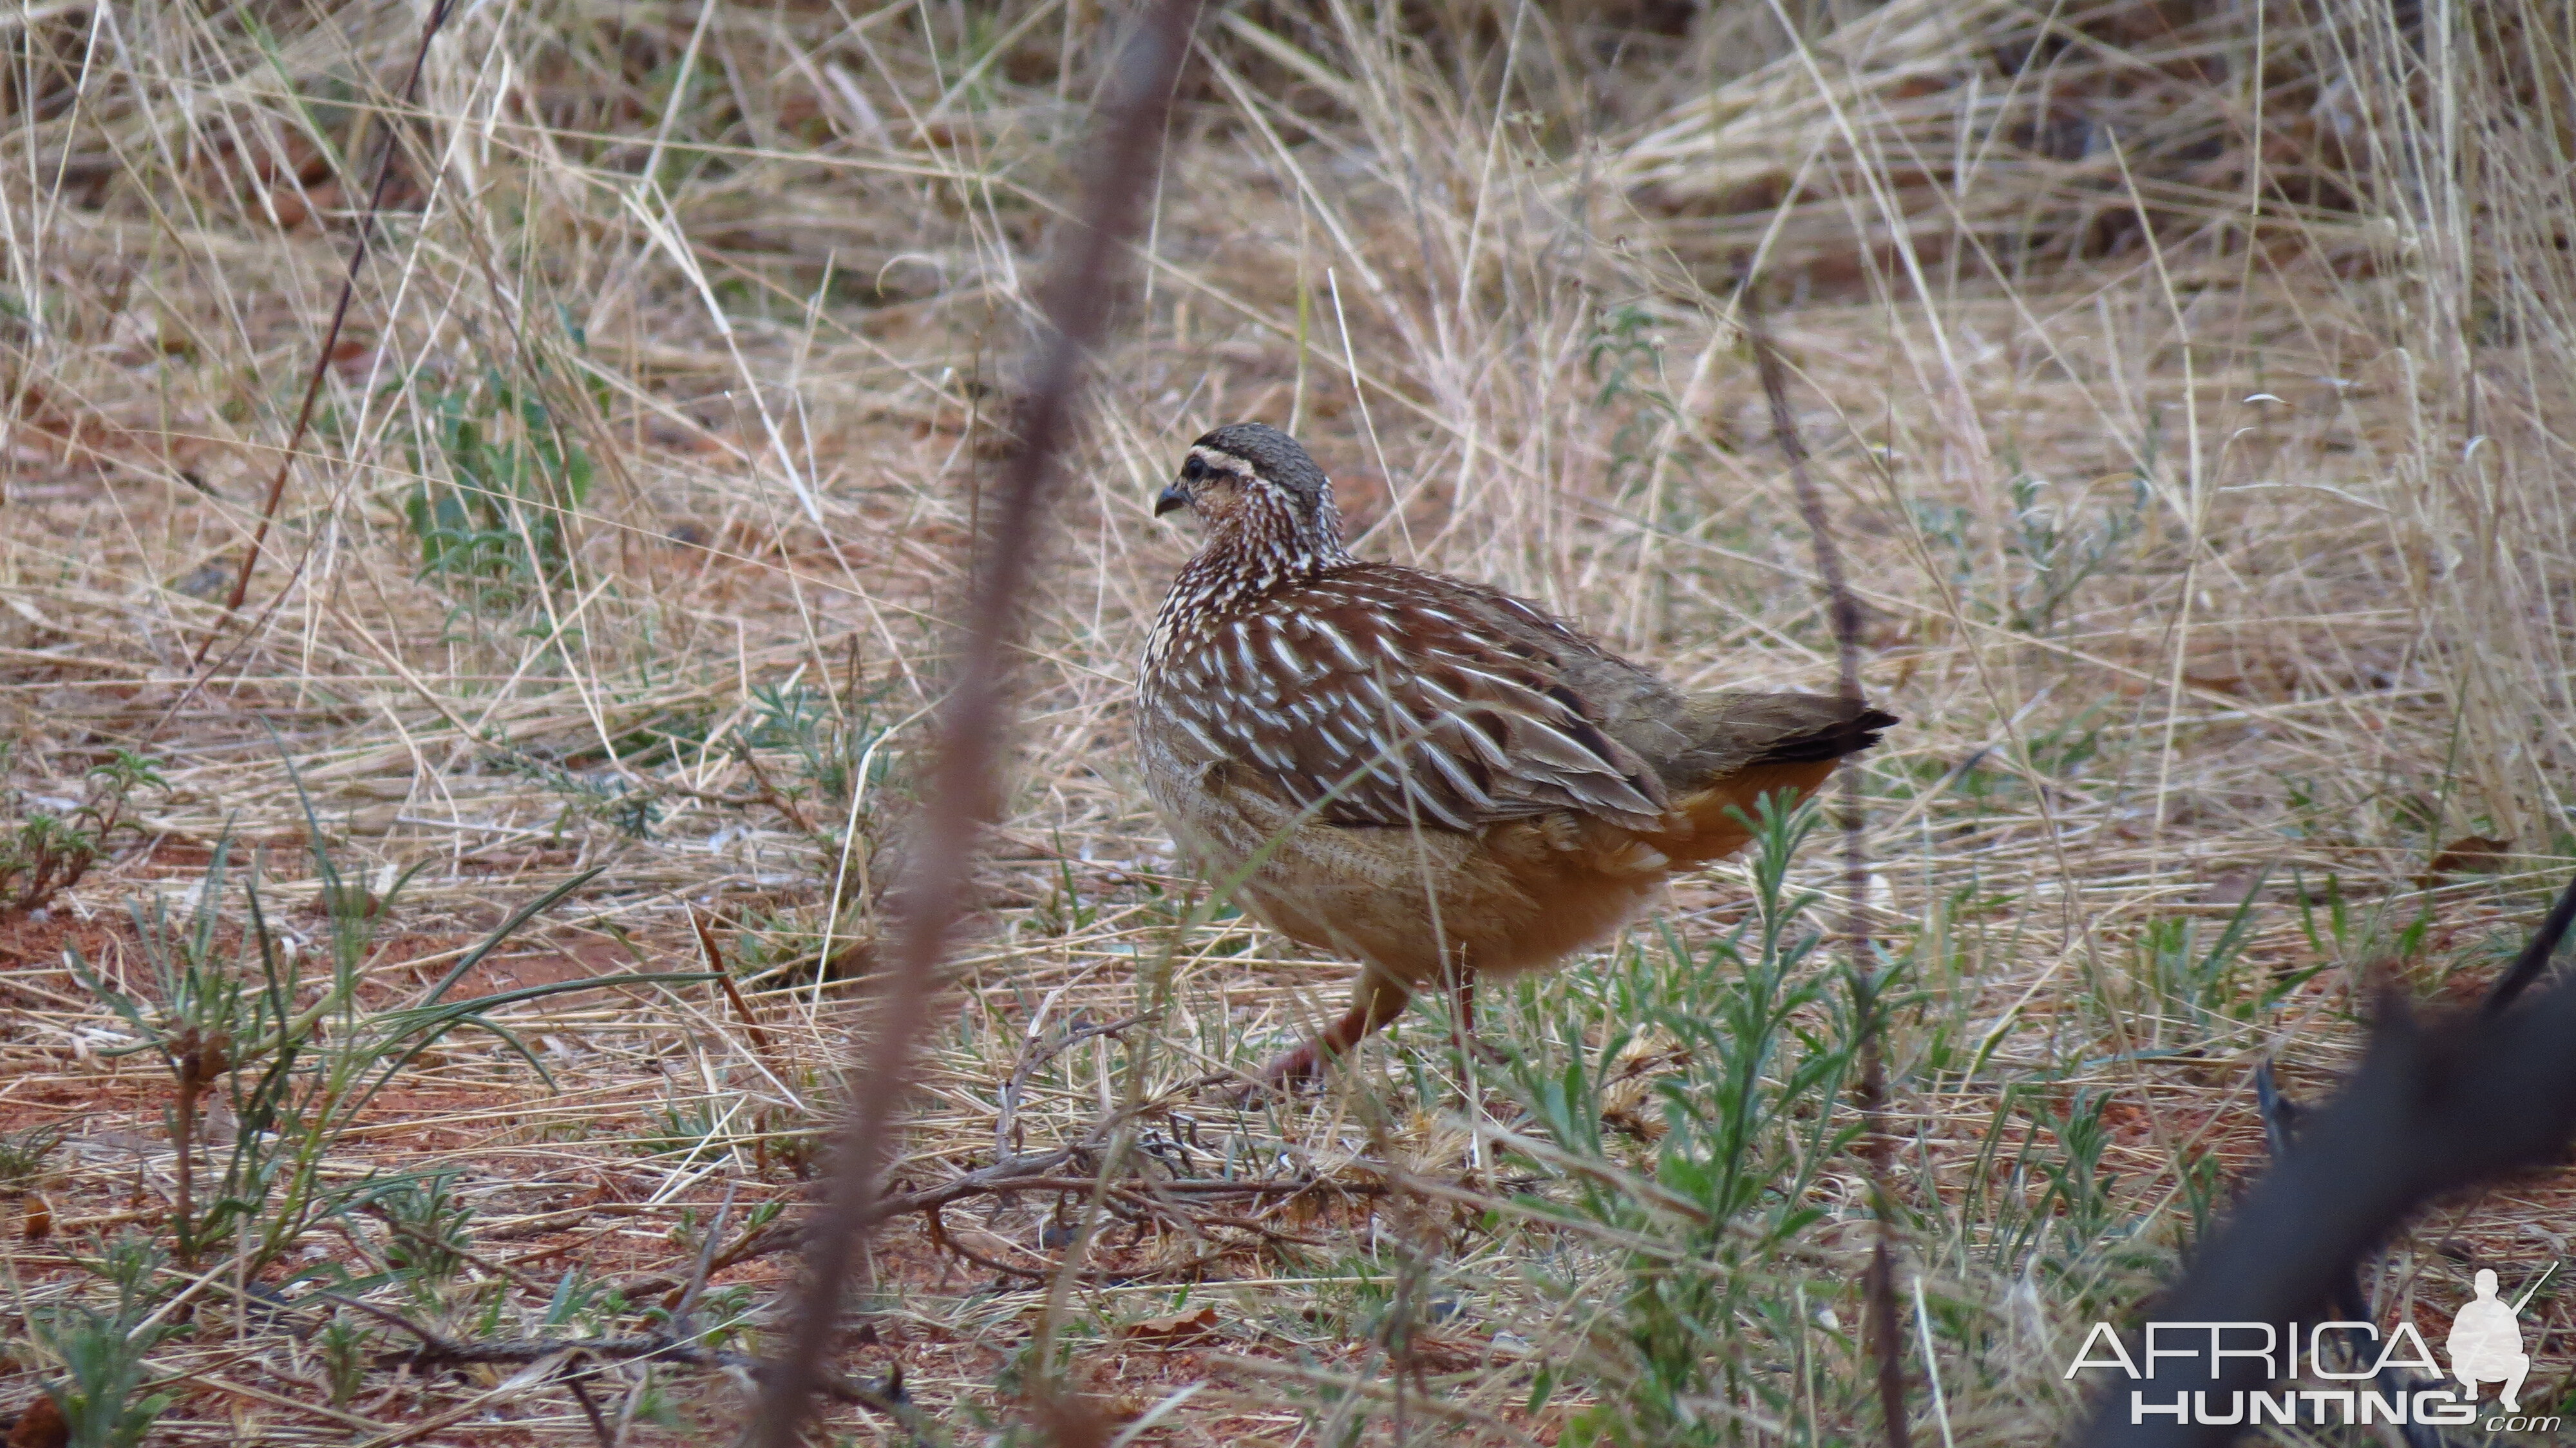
3, 1, 2572, 1443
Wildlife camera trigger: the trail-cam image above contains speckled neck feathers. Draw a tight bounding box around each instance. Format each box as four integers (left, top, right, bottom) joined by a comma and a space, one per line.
1145, 462, 1356, 667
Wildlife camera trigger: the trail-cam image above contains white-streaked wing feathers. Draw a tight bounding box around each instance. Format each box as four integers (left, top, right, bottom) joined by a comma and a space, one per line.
1151, 570, 1670, 832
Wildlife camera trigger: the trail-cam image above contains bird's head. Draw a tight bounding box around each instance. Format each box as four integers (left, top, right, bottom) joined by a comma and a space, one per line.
1155, 423, 1350, 565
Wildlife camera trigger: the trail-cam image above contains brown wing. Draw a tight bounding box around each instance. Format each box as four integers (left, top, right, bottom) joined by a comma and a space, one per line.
1150, 566, 1671, 832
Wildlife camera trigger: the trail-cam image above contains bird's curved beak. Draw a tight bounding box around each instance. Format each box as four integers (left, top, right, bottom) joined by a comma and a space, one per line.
1154, 482, 1190, 518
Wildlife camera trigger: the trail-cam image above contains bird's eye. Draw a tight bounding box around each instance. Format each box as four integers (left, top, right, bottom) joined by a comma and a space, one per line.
1181, 456, 1208, 482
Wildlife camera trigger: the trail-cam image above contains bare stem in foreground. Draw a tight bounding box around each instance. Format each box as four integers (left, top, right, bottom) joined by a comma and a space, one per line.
1747, 291, 1910, 1448
741, 5, 1204, 1445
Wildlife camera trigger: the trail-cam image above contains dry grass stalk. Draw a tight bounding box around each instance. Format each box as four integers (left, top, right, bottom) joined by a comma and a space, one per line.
193, 0, 458, 669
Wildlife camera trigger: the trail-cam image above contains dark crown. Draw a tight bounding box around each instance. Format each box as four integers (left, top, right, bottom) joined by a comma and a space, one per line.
1195, 423, 1331, 506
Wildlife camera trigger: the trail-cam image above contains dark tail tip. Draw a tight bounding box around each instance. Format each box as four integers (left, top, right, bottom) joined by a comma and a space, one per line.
1755, 706, 1899, 765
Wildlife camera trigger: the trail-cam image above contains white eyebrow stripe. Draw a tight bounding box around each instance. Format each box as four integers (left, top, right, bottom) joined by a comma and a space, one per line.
1188, 446, 1258, 479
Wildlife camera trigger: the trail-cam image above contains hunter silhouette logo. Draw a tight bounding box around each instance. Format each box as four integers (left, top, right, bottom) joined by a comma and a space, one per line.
2449, 1266, 2546, 1412
2064, 1261, 2563, 1431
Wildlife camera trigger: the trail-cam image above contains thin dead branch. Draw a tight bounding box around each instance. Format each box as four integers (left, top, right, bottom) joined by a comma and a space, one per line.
741, 4, 1206, 1443
691, 908, 777, 1061
996, 1012, 1146, 1156
191, 0, 457, 668
1747, 291, 1911, 1448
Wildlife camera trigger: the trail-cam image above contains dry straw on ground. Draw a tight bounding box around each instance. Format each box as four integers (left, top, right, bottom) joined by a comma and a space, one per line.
3, 1, 2572, 1445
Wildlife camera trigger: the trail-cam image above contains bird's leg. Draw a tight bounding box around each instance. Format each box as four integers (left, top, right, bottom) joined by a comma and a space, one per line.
1255, 974, 1411, 1087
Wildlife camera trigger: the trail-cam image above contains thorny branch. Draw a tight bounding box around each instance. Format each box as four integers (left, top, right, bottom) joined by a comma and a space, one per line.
742, 4, 1206, 1444
996, 1013, 1147, 1156
1745, 291, 1911, 1448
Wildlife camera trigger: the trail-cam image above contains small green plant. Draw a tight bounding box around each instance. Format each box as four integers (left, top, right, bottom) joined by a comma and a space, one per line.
0, 747, 167, 915
735, 675, 899, 847
402, 368, 595, 606
29, 1236, 178, 1448
496, 748, 665, 840
368, 1172, 473, 1283
725, 902, 879, 990
2000, 471, 2148, 634
537, 1267, 626, 1333
625, 1378, 683, 1429
2029, 1090, 2119, 1249
1502, 795, 1882, 1445
1030, 841, 1098, 937
641, 1099, 726, 1161
316, 1315, 374, 1407
1586, 303, 1680, 504
1909, 470, 2149, 636
64, 754, 714, 1277
1949, 1083, 2174, 1320
690, 1283, 758, 1349
0, 1120, 68, 1191
2132, 881, 2275, 1042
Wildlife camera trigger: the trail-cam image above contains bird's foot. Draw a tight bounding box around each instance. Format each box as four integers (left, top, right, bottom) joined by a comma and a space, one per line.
1217, 1040, 1328, 1104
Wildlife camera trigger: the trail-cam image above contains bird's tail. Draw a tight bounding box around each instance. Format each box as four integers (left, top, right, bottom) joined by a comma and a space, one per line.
1648, 694, 1897, 866
1745, 703, 1900, 763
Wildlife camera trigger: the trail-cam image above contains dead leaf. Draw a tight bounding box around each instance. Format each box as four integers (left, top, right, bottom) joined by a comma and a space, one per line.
5, 1393, 67, 1448
2419, 836, 2511, 884
1116, 1304, 1218, 1344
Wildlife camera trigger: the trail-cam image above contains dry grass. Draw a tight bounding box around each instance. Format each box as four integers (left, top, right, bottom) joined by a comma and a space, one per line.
3, 1, 2573, 1443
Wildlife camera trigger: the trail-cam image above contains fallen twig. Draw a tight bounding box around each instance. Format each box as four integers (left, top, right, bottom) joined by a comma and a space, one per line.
561, 1365, 612, 1448
708, 1160, 1392, 1272
690, 908, 777, 1061
374, 1330, 907, 1417
996, 1013, 1148, 1155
